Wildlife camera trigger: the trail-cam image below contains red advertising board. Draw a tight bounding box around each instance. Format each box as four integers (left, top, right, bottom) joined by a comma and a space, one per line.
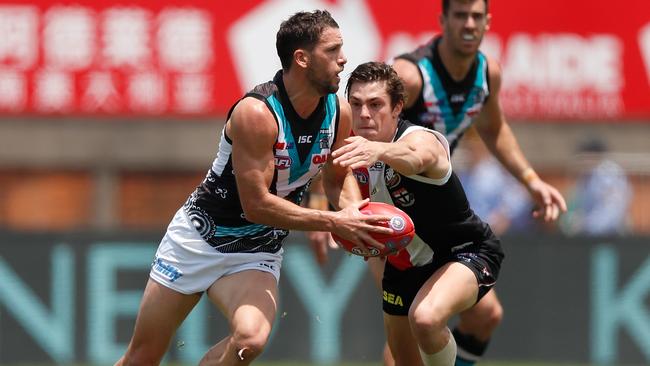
1, 0, 649, 120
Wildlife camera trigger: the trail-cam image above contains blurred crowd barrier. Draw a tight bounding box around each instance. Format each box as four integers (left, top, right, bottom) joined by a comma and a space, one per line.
1, 122, 647, 237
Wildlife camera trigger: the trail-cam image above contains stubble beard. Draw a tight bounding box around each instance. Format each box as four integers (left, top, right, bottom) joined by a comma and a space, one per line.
307, 67, 339, 95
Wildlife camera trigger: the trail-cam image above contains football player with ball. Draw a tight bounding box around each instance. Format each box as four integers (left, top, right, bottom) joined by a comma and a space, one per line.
332, 61, 504, 366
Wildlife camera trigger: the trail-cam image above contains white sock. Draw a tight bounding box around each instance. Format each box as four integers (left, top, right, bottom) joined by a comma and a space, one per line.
419, 330, 457, 366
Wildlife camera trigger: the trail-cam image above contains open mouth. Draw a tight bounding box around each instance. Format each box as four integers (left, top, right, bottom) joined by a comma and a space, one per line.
462, 33, 476, 41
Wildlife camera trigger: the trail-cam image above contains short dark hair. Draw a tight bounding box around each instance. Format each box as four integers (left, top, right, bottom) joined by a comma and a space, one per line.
276, 10, 339, 71
442, 0, 489, 15
346, 61, 406, 108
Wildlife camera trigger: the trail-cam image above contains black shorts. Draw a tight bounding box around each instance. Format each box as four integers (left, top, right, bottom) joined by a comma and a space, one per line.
382, 234, 504, 316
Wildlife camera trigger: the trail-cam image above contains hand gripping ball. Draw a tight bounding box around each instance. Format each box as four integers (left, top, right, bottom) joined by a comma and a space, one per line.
332, 202, 415, 257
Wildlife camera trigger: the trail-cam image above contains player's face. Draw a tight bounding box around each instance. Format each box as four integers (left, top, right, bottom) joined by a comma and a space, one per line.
348, 81, 402, 143
306, 27, 347, 95
441, 0, 491, 57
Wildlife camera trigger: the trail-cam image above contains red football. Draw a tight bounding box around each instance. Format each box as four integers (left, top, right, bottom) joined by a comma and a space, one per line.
332, 202, 415, 257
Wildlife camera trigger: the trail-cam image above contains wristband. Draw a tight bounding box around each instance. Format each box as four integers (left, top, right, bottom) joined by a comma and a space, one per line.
521, 167, 538, 184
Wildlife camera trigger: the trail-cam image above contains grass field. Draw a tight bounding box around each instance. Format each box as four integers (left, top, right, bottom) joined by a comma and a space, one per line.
0, 363, 610, 366
218, 364, 578, 366
233, 363, 602, 366
170, 363, 626, 366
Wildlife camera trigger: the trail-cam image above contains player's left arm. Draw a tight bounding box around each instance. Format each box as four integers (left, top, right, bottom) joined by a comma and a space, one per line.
474, 57, 567, 221
321, 97, 365, 210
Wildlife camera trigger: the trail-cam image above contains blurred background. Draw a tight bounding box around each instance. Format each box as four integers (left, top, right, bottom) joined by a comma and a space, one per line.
0, 0, 649, 365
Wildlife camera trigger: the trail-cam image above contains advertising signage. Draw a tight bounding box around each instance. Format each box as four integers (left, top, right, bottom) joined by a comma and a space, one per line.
1, 0, 649, 120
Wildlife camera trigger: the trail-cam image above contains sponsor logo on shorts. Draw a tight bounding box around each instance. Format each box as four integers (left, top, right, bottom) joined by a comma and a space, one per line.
259, 262, 276, 271
383, 290, 404, 306
456, 252, 478, 263
152, 257, 183, 282
482, 267, 491, 277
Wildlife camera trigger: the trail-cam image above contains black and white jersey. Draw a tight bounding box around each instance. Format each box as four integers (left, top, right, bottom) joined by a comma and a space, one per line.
368, 119, 499, 270
183, 70, 340, 254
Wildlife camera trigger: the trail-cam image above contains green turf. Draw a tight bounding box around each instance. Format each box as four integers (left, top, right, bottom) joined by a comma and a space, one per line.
0, 363, 611, 366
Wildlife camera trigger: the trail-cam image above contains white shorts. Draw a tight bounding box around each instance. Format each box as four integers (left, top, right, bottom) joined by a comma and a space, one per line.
149, 208, 283, 294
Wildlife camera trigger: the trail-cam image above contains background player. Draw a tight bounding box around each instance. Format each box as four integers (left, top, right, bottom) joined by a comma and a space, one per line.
388, 0, 567, 364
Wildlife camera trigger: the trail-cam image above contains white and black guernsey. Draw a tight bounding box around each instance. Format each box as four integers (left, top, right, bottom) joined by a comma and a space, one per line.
396, 36, 490, 153
367, 119, 502, 270
183, 70, 340, 254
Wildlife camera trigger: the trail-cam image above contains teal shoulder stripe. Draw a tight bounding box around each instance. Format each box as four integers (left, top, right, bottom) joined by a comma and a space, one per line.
268, 94, 301, 184
267, 94, 286, 125
420, 58, 449, 107
324, 93, 336, 129
455, 53, 488, 129
419, 58, 460, 128
475, 52, 487, 88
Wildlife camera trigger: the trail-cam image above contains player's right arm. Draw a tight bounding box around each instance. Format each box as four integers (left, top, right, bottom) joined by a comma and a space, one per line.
333, 130, 449, 180
227, 97, 391, 247
392, 58, 422, 109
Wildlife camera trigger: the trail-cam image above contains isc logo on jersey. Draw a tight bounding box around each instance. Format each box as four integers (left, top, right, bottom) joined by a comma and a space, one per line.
297, 135, 312, 144
274, 156, 292, 169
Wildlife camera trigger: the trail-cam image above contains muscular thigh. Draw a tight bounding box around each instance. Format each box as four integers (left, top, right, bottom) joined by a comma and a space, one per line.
130, 279, 202, 349
207, 270, 279, 330
412, 262, 478, 319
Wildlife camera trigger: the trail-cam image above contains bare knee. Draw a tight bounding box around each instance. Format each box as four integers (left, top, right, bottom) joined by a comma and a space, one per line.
231, 322, 272, 359
409, 306, 447, 344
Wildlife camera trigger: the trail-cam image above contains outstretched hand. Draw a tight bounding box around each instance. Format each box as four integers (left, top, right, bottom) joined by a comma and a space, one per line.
526, 178, 567, 222
332, 136, 383, 169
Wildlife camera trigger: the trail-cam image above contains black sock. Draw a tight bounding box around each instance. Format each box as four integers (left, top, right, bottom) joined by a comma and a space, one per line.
452, 327, 490, 365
